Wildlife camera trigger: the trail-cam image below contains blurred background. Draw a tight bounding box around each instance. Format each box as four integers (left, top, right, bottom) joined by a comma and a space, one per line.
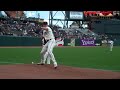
0, 11, 120, 46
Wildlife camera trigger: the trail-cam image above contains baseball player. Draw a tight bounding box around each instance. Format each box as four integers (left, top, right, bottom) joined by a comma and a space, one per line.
108, 39, 114, 51
37, 22, 57, 69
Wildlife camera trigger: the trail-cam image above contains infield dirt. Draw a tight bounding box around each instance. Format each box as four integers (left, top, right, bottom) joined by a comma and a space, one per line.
0, 64, 120, 79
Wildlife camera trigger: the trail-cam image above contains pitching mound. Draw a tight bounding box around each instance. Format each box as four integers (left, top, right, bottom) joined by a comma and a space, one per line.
0, 64, 120, 79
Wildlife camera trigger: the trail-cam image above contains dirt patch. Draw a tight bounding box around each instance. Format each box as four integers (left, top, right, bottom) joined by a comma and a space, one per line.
0, 64, 120, 79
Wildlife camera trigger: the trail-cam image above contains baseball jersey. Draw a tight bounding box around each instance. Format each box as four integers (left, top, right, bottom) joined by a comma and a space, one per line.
43, 27, 55, 40
108, 40, 114, 44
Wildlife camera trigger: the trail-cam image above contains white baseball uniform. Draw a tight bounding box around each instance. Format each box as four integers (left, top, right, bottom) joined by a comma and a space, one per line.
46, 37, 64, 64
108, 40, 114, 51
40, 26, 57, 67
46, 40, 57, 64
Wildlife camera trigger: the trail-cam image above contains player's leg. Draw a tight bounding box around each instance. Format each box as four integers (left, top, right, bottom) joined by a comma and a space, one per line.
38, 44, 47, 64
46, 41, 57, 64
110, 44, 113, 51
48, 40, 57, 67
44, 40, 57, 68
46, 54, 51, 64
42, 42, 51, 64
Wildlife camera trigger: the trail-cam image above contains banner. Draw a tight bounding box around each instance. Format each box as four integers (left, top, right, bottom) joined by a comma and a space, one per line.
81, 39, 95, 46
56, 38, 64, 46
69, 11, 84, 20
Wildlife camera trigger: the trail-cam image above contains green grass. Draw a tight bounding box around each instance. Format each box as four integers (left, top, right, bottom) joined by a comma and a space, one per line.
0, 46, 120, 71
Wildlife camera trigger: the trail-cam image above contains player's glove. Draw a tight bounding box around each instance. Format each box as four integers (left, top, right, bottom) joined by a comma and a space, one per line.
42, 37, 47, 45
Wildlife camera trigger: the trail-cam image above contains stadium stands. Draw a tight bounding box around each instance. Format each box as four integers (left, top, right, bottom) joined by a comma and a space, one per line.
0, 12, 120, 42
4, 11, 24, 18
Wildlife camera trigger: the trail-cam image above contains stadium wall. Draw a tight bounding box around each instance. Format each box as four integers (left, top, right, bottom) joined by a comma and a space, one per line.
0, 36, 42, 46
0, 36, 120, 46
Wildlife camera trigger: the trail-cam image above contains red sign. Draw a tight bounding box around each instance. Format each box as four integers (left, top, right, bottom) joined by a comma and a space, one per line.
84, 11, 98, 16
100, 11, 113, 16
84, 11, 113, 16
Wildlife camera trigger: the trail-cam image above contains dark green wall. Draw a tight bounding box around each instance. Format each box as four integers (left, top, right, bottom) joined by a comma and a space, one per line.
63, 39, 71, 46
0, 36, 120, 46
0, 36, 42, 46
114, 39, 120, 46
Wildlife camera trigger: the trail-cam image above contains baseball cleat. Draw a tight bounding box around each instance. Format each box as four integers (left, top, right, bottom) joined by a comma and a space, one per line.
54, 66, 57, 69
54, 62, 57, 69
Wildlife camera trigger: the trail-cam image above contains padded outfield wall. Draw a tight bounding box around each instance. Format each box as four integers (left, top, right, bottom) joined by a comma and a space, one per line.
0, 36, 120, 46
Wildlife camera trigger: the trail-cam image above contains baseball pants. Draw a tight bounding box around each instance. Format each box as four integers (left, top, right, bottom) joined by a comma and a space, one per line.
40, 39, 57, 66
46, 42, 57, 64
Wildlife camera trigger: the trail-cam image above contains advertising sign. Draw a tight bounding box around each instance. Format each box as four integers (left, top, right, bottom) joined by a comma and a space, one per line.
81, 39, 95, 46
56, 38, 64, 46
69, 11, 84, 20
